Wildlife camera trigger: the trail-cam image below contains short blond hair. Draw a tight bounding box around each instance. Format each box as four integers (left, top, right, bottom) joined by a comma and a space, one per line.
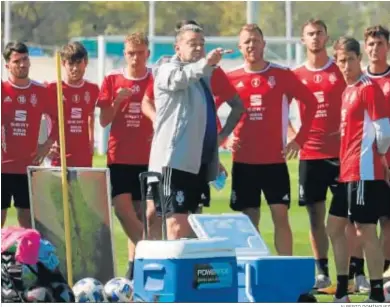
125, 32, 149, 46
239, 24, 263, 37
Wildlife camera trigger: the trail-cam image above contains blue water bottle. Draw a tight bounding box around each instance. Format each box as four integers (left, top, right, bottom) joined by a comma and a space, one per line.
210, 170, 227, 191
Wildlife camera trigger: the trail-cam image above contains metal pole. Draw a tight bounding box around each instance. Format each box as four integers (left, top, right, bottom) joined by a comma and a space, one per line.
246, 1, 258, 24
285, 0, 293, 67
97, 35, 106, 87
295, 42, 303, 66
148, 1, 155, 63
2, 1, 12, 79
4, 0, 11, 44
97, 35, 109, 155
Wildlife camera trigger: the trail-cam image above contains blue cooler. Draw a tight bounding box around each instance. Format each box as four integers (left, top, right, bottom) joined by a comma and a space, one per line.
133, 238, 238, 302
189, 213, 315, 303
236, 251, 315, 302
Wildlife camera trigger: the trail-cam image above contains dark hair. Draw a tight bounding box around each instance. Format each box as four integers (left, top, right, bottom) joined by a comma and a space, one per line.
60, 42, 89, 63
175, 24, 204, 43
333, 36, 361, 58
175, 20, 200, 33
364, 25, 389, 42
2, 41, 29, 62
301, 18, 328, 34
239, 24, 264, 37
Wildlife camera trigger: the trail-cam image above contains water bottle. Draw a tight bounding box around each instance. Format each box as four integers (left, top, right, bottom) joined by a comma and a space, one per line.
210, 171, 227, 191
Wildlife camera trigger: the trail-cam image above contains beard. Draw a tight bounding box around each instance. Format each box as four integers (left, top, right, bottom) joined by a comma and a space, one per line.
309, 46, 325, 54
246, 52, 263, 63
14, 71, 29, 79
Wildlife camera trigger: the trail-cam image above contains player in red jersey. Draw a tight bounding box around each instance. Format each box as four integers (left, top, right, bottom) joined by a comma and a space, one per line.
46, 42, 99, 167
364, 25, 390, 282
328, 36, 390, 303
96, 32, 153, 280
290, 19, 369, 291
221, 24, 317, 255
1, 42, 58, 228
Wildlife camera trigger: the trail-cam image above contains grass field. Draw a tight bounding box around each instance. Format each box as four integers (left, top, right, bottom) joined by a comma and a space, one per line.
3, 152, 368, 302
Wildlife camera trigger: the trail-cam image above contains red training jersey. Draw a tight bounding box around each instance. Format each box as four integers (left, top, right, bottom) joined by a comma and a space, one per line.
365, 66, 390, 165
292, 58, 346, 160
220, 62, 317, 164
339, 75, 389, 182
47, 80, 99, 167
97, 68, 153, 165
2, 80, 58, 174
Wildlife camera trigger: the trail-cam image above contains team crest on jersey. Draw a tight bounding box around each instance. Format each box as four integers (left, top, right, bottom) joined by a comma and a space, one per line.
17, 95, 26, 104
383, 82, 390, 96
251, 78, 261, 88
313, 74, 322, 83
84, 91, 90, 104
72, 94, 80, 103
130, 84, 141, 94
268, 76, 276, 88
30, 94, 37, 107
176, 191, 185, 206
329, 73, 337, 84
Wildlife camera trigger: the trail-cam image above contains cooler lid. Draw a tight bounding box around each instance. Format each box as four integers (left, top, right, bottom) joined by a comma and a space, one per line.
188, 213, 270, 255
135, 238, 236, 259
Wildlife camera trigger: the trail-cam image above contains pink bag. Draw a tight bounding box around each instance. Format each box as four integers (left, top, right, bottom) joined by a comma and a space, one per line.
1, 226, 41, 265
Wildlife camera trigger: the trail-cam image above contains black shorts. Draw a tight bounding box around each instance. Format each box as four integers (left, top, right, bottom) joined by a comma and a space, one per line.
148, 165, 209, 215
381, 172, 390, 218
1, 173, 30, 210
299, 158, 345, 208
108, 164, 148, 201
198, 183, 211, 207
329, 180, 388, 224
230, 162, 291, 211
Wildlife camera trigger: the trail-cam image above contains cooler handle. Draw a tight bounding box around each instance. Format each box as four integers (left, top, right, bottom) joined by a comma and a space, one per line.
245, 263, 255, 303
143, 263, 166, 272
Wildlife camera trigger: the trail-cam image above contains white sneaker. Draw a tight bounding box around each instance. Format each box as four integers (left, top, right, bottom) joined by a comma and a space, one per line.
354, 275, 370, 293
314, 274, 331, 289
333, 295, 350, 303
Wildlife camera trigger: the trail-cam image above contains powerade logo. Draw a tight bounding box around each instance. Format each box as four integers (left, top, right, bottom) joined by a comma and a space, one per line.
193, 262, 233, 289
197, 268, 229, 276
